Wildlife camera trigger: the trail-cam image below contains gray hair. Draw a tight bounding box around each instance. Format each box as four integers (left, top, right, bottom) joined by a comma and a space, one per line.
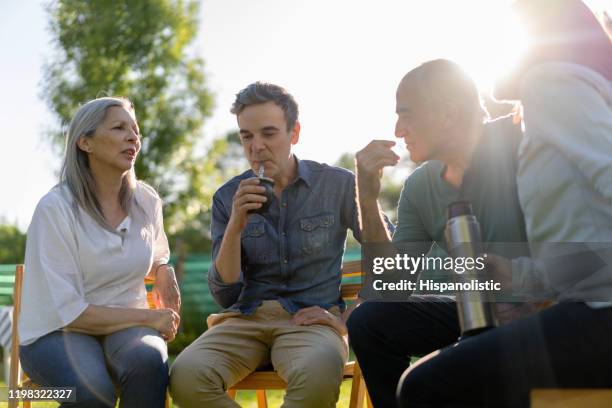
230, 82, 299, 131
402, 59, 489, 125
60, 96, 138, 232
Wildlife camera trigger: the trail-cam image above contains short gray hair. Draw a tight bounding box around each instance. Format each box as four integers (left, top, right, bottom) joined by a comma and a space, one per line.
230, 82, 299, 131
60, 96, 138, 231
402, 59, 489, 125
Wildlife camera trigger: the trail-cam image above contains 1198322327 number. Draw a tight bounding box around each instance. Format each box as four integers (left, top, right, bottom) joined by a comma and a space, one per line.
6, 387, 76, 401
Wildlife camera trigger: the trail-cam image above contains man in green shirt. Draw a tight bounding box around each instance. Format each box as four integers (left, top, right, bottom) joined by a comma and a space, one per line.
346, 59, 528, 407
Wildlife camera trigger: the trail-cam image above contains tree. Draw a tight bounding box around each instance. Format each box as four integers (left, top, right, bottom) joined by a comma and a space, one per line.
0, 223, 26, 264
43, 0, 213, 235
169, 130, 248, 254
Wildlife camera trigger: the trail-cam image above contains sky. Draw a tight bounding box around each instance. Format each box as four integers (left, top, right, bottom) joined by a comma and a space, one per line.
0, 0, 609, 230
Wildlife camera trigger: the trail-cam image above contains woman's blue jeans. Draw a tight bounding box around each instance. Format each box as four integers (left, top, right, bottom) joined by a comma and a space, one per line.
19, 326, 168, 408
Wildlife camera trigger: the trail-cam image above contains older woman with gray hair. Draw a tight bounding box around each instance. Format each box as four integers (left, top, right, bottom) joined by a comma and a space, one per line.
18, 96, 180, 408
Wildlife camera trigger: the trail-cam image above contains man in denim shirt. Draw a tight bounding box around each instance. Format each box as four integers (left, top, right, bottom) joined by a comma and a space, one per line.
171, 82, 362, 408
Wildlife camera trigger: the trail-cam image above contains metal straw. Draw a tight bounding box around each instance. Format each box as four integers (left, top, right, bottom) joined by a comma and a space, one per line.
258, 165, 265, 178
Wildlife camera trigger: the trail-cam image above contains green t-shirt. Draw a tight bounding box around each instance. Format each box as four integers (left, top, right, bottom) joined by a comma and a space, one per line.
392, 115, 528, 261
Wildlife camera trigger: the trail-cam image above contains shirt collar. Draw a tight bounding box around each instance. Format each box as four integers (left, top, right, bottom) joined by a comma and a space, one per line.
294, 155, 314, 188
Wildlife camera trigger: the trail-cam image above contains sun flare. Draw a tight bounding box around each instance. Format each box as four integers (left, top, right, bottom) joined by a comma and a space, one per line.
450, 3, 530, 92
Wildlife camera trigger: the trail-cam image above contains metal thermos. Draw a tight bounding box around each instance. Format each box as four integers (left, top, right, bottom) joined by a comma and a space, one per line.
445, 201, 498, 337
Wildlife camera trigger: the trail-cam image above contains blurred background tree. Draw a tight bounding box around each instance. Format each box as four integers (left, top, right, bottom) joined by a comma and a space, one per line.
42, 0, 213, 248
169, 130, 248, 255
0, 221, 26, 264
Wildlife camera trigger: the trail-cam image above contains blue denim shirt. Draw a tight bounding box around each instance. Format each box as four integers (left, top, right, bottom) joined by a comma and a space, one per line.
208, 158, 362, 314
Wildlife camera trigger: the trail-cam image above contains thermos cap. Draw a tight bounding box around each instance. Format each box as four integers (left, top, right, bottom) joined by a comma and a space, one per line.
447, 201, 474, 219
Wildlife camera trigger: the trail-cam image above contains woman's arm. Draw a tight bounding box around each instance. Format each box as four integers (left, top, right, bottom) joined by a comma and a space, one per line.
147, 193, 181, 314
150, 264, 181, 314
66, 305, 180, 340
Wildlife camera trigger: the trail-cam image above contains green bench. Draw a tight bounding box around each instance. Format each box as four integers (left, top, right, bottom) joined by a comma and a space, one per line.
0, 265, 16, 306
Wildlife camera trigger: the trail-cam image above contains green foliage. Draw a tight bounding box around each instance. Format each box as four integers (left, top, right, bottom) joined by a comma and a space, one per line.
167, 131, 248, 253
0, 223, 26, 264
43, 0, 213, 236
335, 152, 355, 172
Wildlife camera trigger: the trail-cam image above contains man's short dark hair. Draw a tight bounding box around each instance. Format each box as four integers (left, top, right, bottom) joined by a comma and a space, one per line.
230, 82, 299, 131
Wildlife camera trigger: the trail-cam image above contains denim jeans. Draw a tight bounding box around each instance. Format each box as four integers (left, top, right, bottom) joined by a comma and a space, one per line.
20, 326, 168, 408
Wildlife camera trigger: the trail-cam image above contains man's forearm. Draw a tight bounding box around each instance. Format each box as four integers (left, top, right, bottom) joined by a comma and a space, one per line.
214, 227, 243, 284
358, 198, 392, 243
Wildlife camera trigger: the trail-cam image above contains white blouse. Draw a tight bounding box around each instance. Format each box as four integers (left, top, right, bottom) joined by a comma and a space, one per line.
19, 182, 170, 345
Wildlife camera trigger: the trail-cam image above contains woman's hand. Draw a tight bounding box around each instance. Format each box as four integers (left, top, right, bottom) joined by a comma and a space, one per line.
152, 264, 181, 315
148, 308, 180, 342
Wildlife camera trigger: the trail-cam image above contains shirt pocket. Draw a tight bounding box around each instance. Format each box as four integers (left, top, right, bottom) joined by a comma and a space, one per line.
299, 213, 336, 255
241, 221, 274, 264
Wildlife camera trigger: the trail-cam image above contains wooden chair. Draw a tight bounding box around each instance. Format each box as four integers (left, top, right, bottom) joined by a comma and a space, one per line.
531, 389, 612, 408
227, 260, 373, 408
8, 264, 23, 408
9, 264, 170, 408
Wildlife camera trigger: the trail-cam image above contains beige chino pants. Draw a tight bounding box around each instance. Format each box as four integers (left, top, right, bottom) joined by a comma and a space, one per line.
170, 300, 348, 408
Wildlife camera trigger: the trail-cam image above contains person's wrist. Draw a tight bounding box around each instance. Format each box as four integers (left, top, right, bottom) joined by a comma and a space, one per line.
359, 196, 380, 212
357, 181, 379, 201
226, 218, 244, 236
155, 264, 175, 278
139, 308, 154, 326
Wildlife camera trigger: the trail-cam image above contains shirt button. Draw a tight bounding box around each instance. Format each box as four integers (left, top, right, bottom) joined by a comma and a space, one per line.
283, 259, 288, 264
282, 231, 287, 236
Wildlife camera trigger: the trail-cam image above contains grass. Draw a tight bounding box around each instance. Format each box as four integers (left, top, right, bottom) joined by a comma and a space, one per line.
0, 379, 357, 407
